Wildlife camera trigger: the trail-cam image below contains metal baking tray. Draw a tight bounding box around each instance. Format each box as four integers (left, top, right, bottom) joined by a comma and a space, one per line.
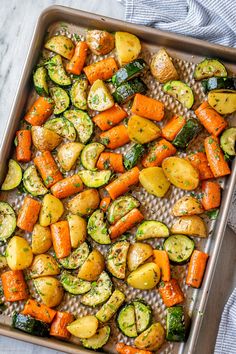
0, 5, 236, 354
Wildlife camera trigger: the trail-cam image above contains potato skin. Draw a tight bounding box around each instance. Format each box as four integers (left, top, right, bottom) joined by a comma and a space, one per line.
67, 315, 98, 338
134, 323, 165, 350
67, 189, 100, 216
31, 126, 62, 151
171, 215, 207, 237
39, 194, 64, 227
139, 167, 170, 197
115, 31, 141, 66
127, 115, 161, 144
127, 262, 160, 290
150, 48, 178, 83
127, 242, 153, 272
34, 276, 64, 307
172, 196, 204, 216
67, 214, 87, 248
86, 30, 114, 55
32, 224, 52, 254
77, 249, 105, 281
30, 254, 60, 278
57, 142, 84, 171
6, 236, 33, 270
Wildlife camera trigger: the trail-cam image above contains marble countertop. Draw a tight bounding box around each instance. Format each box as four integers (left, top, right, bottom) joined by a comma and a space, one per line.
0, 1, 235, 353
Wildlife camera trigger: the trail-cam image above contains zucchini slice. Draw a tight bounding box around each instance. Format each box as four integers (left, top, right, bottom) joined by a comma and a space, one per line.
46, 55, 71, 86
0, 202, 16, 240
163, 234, 194, 263
113, 78, 147, 104
44, 35, 75, 60
208, 89, 236, 114
201, 77, 236, 93
107, 195, 140, 224
163, 80, 194, 109
96, 289, 125, 323
81, 326, 110, 350
70, 77, 88, 110
136, 220, 169, 240
106, 240, 130, 279
12, 313, 50, 337
81, 271, 112, 307
124, 143, 145, 170
78, 170, 111, 188
23, 165, 48, 196
44, 117, 76, 141
194, 58, 227, 81
133, 300, 152, 334
1, 159, 22, 191
112, 59, 146, 87
220, 127, 236, 156
49, 87, 70, 115
166, 306, 185, 342
88, 79, 114, 112
59, 242, 90, 269
117, 304, 137, 337
172, 118, 201, 150
64, 109, 93, 144
81, 143, 105, 171
33, 67, 48, 96
61, 271, 91, 295
87, 209, 111, 245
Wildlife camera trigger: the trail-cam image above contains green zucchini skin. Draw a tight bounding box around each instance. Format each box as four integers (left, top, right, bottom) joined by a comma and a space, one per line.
64, 109, 93, 144
124, 143, 145, 170
44, 117, 76, 141
96, 289, 125, 323
220, 127, 236, 156
12, 313, 50, 337
172, 118, 201, 150
87, 209, 111, 245
117, 304, 137, 337
163, 235, 194, 264
113, 78, 147, 104
81, 326, 111, 350
202, 77, 236, 93
136, 220, 169, 240
23, 165, 48, 197
33, 67, 48, 96
49, 87, 70, 115
46, 54, 71, 86
61, 271, 91, 294
166, 306, 185, 342
112, 59, 146, 87
78, 170, 111, 188
133, 299, 152, 334
193, 58, 227, 81
106, 240, 130, 279
107, 195, 140, 224
0, 202, 16, 240
59, 242, 90, 269
163, 80, 194, 109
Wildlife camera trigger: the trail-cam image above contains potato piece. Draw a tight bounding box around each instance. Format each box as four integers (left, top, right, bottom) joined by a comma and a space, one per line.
134, 323, 165, 351
57, 142, 84, 171
67, 315, 98, 338
31, 224, 52, 254
127, 242, 153, 272
172, 196, 204, 216
6, 236, 33, 270
45, 35, 75, 59
150, 48, 178, 83
139, 167, 170, 197
208, 89, 236, 114
67, 189, 100, 216
34, 276, 64, 307
115, 32, 141, 66
67, 214, 87, 248
162, 157, 199, 191
86, 30, 114, 55
88, 80, 114, 111
31, 126, 62, 152
127, 262, 160, 290
30, 254, 60, 278
128, 115, 161, 144
77, 249, 105, 281
39, 194, 64, 227
171, 215, 207, 237
0, 255, 7, 269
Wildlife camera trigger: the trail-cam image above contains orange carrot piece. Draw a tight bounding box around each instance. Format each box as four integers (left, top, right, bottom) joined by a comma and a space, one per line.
201, 180, 221, 210
83, 57, 118, 84
93, 104, 127, 131
50, 311, 74, 339
100, 197, 111, 212
204, 136, 230, 178
100, 125, 130, 149
66, 41, 88, 75
186, 152, 214, 180
153, 250, 171, 282
17, 196, 41, 232
142, 139, 176, 168
105, 166, 140, 200
186, 250, 209, 288
24, 97, 54, 126
161, 115, 186, 141
15, 130, 32, 163
51, 221, 71, 259
159, 278, 184, 307
131, 93, 165, 121
195, 101, 227, 136
109, 208, 144, 240
1, 270, 28, 302
97, 152, 125, 173
116, 343, 153, 354
21, 299, 56, 323
51, 175, 83, 199
34, 151, 63, 188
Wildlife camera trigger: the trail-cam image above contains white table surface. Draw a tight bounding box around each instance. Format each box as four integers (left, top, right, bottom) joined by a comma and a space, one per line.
0, 1, 235, 353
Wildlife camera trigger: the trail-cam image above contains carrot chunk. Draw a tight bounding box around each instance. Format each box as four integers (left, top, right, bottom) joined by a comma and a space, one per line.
109, 208, 144, 240
142, 139, 176, 167
153, 250, 171, 282
93, 104, 127, 131
204, 135, 230, 178
186, 250, 209, 288
131, 93, 165, 121
100, 125, 130, 149
100, 197, 111, 212
161, 115, 186, 141
16, 130, 32, 163
17, 196, 41, 232
186, 152, 214, 180
21, 299, 56, 323
195, 101, 227, 136
159, 278, 184, 307
24, 97, 54, 126
201, 180, 221, 210
83, 57, 118, 84
34, 151, 63, 188
51, 221, 71, 259
66, 41, 88, 75
1, 270, 28, 302
51, 175, 83, 199
97, 152, 125, 173
50, 311, 74, 339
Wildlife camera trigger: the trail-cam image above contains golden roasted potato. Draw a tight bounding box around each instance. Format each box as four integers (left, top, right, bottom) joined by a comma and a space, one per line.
31, 126, 62, 151
67, 315, 98, 338
30, 254, 60, 278
88, 80, 114, 111
44, 35, 75, 60
6, 236, 33, 270
115, 32, 141, 66
127, 262, 160, 290
127, 115, 161, 144
127, 242, 153, 272
67, 214, 87, 248
39, 194, 64, 227
34, 276, 64, 307
67, 189, 100, 216
134, 323, 165, 351
208, 89, 236, 114
171, 215, 207, 237
31, 224, 52, 254
139, 167, 170, 197
150, 48, 179, 83
86, 30, 115, 55
77, 249, 105, 281
162, 157, 199, 191
57, 142, 84, 171
172, 196, 204, 216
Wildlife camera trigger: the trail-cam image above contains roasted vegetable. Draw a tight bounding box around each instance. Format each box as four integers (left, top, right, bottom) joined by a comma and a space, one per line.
172, 118, 201, 149
139, 167, 170, 197
67, 189, 100, 216
127, 262, 160, 290
12, 313, 50, 337
127, 115, 161, 144
39, 194, 64, 227
124, 144, 145, 170
208, 89, 236, 114
220, 127, 236, 156
166, 306, 185, 341
134, 323, 165, 351
31, 126, 62, 152
113, 78, 147, 104
77, 249, 105, 281
112, 59, 146, 87
115, 32, 141, 66
6, 236, 33, 271
163, 235, 195, 263
45, 35, 75, 59
172, 196, 204, 216
163, 81, 194, 109
88, 79, 114, 111
136, 220, 169, 240
67, 315, 98, 338
194, 58, 227, 80
30, 254, 60, 278
1, 159, 22, 191
127, 242, 153, 272
171, 215, 207, 237
86, 30, 115, 55
201, 77, 236, 92
34, 276, 64, 307
150, 48, 178, 83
